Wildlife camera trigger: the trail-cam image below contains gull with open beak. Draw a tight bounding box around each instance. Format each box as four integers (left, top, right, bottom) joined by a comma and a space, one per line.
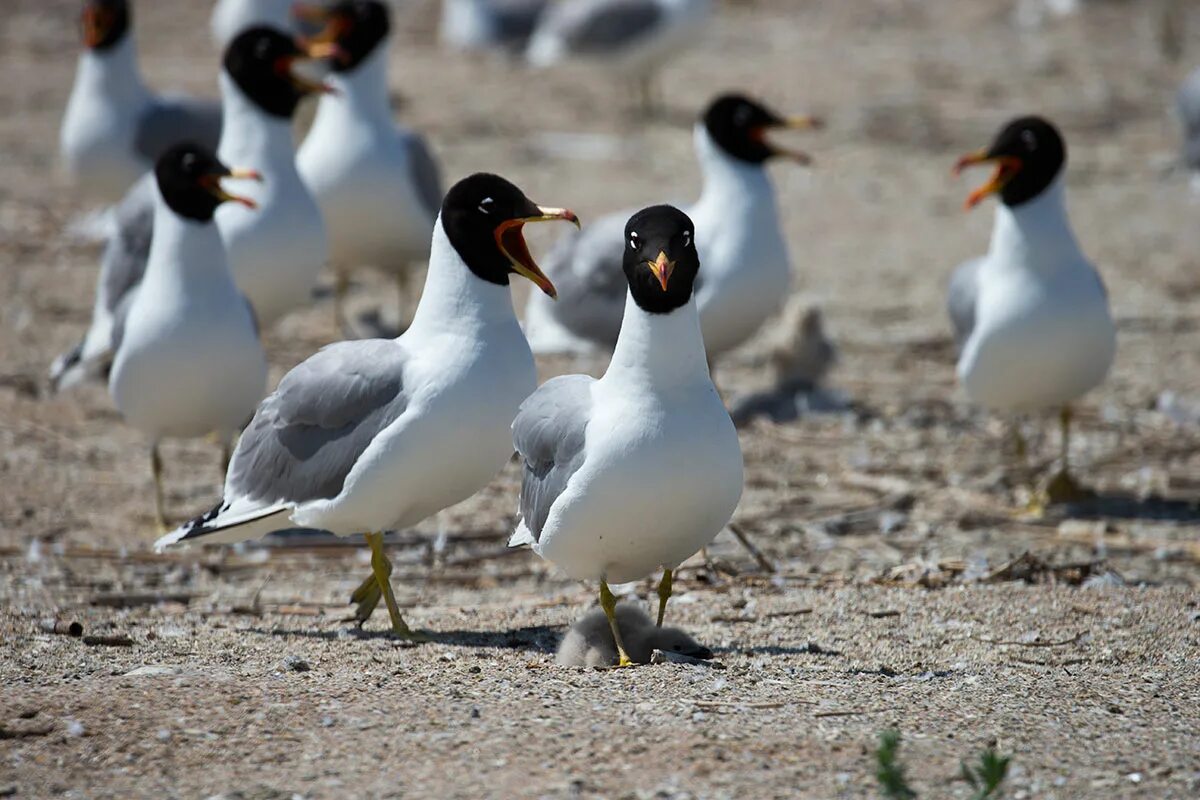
107, 143, 268, 531
295, 0, 446, 337
523, 93, 820, 375
947, 115, 1115, 509
511, 205, 742, 666
156, 174, 578, 640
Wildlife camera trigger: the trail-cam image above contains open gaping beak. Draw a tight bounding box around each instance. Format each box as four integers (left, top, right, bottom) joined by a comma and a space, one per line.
200, 167, 263, 210
279, 46, 340, 95
954, 150, 1023, 210
81, 4, 111, 48
646, 250, 675, 292
494, 206, 580, 299
754, 115, 823, 165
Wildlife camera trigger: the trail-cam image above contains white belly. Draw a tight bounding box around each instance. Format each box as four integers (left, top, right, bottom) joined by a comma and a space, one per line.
536, 386, 743, 583
959, 265, 1115, 411
110, 300, 267, 440
298, 125, 432, 271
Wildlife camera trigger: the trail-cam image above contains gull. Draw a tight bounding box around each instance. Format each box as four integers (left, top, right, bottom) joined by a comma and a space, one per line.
524, 93, 818, 368
61, 0, 222, 202
511, 205, 743, 666
296, 0, 444, 334
556, 604, 712, 667
950, 115, 1115, 505
49, 27, 335, 391
525, 0, 712, 112
108, 143, 267, 530
156, 174, 578, 639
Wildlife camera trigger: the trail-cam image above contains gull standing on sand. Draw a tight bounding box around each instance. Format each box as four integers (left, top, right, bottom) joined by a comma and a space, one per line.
49, 28, 335, 391
511, 205, 743, 667
108, 143, 267, 530
525, 93, 818, 365
157, 174, 578, 639
61, 0, 222, 202
296, 0, 444, 334
949, 116, 1115, 505
525, 0, 711, 111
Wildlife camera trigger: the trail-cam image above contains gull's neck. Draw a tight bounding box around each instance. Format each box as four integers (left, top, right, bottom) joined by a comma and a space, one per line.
145, 193, 237, 296
72, 36, 152, 110
605, 296, 711, 390
406, 220, 520, 338
987, 176, 1084, 274
690, 123, 777, 216
216, 72, 296, 168
321, 44, 393, 128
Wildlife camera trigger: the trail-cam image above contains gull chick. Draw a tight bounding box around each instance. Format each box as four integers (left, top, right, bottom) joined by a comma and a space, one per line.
556, 604, 712, 667
512, 205, 743, 667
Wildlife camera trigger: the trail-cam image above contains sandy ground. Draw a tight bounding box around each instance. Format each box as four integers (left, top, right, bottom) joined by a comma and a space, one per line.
3, 0, 1200, 797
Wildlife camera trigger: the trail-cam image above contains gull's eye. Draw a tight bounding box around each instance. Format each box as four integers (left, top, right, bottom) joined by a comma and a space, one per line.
478, 197, 494, 215
1021, 130, 1037, 150
629, 231, 639, 250
682, 230, 691, 247
734, 105, 752, 125
181, 153, 197, 172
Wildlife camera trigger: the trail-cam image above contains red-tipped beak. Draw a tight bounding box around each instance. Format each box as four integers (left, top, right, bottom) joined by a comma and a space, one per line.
494, 206, 580, 299
647, 250, 675, 291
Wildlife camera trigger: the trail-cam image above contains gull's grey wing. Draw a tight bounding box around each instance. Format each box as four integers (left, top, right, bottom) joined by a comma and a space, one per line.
493, 0, 551, 48
513, 374, 595, 542
227, 339, 409, 505
547, 0, 664, 53
134, 95, 223, 164
400, 129, 443, 222
101, 173, 156, 317
544, 209, 631, 349
947, 256, 982, 349
1178, 66, 1200, 169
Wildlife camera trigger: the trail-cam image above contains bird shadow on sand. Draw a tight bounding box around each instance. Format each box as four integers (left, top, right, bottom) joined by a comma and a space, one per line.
1050, 491, 1200, 523
250, 624, 563, 654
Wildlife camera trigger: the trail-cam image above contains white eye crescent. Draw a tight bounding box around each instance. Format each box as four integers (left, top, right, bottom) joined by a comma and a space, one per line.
629, 231, 639, 249
682, 230, 691, 247
478, 197, 494, 214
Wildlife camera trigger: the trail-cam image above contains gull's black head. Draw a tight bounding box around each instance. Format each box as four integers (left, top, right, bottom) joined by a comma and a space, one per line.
955, 115, 1066, 209
440, 173, 578, 296
154, 143, 261, 223
622, 205, 699, 315
80, 0, 130, 51
702, 93, 820, 165
223, 27, 331, 119
298, 0, 390, 73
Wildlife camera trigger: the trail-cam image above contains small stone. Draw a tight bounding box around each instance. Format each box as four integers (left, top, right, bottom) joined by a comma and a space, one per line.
65, 719, 85, 737
282, 655, 311, 673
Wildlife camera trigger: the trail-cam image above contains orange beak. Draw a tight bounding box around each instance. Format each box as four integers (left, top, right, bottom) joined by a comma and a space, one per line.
200, 167, 263, 210
81, 4, 110, 48
954, 150, 1023, 210
647, 250, 675, 291
494, 206, 580, 299
752, 115, 822, 165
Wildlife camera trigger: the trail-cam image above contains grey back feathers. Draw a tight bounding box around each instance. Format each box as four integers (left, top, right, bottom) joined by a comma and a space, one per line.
402, 130, 444, 222
227, 339, 409, 505
512, 374, 594, 542
947, 256, 982, 350
134, 96, 223, 166
551, 0, 664, 53
539, 211, 631, 348
555, 604, 712, 667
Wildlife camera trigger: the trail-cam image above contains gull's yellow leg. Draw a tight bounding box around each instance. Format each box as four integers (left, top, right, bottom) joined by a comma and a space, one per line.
151, 443, 167, 533
1031, 406, 1092, 511
655, 568, 673, 628
599, 580, 634, 668
349, 571, 383, 625
363, 532, 425, 640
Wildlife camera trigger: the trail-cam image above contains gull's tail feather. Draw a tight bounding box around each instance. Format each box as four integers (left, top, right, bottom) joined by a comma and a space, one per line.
156, 498, 291, 552
507, 519, 536, 548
